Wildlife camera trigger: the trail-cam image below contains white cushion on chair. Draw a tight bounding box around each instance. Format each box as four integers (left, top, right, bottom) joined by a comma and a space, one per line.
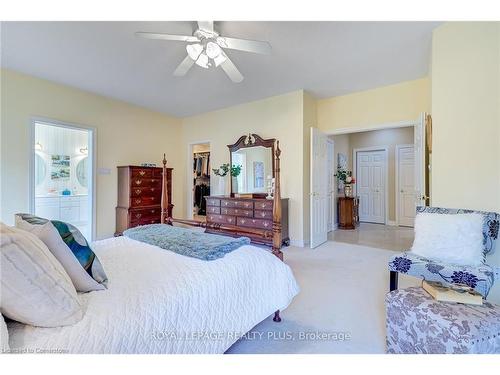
411, 212, 484, 266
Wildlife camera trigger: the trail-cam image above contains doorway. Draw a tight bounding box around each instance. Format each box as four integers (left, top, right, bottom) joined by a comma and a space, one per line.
354, 148, 388, 224
30, 119, 95, 240
189, 142, 211, 221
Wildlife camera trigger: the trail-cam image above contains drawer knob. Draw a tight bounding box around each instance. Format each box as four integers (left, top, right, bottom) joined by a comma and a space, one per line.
135, 213, 142, 219
241, 219, 246, 224
135, 180, 142, 185
135, 189, 141, 194
135, 199, 141, 204
261, 212, 266, 217
139, 170, 146, 176
264, 222, 269, 227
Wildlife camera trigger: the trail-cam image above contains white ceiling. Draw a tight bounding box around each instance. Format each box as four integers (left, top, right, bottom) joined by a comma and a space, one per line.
1, 21, 440, 117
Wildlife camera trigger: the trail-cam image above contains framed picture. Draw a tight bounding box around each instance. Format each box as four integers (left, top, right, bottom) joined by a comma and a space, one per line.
51, 154, 70, 180
253, 161, 264, 189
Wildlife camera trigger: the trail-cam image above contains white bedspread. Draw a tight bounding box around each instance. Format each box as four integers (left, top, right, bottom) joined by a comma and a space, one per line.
7, 236, 299, 354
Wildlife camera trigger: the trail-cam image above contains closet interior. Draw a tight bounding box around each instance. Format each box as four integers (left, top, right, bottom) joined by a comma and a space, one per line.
193, 147, 210, 221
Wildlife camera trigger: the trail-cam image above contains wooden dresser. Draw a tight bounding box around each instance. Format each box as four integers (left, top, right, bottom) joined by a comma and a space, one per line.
115, 165, 173, 236
337, 196, 359, 230
204, 196, 289, 246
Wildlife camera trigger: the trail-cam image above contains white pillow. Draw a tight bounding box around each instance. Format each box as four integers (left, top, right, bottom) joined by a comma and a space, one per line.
0, 223, 83, 327
411, 212, 484, 266
1, 313, 9, 353
15, 219, 105, 292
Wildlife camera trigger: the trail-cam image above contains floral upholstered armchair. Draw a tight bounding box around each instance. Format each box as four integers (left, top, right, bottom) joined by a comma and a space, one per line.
388, 206, 500, 298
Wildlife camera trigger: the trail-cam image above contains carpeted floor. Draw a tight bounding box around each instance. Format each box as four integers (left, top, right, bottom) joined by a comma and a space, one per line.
226, 241, 419, 354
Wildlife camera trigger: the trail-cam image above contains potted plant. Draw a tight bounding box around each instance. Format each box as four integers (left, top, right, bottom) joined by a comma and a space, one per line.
230, 164, 242, 193
335, 168, 356, 197
212, 164, 242, 195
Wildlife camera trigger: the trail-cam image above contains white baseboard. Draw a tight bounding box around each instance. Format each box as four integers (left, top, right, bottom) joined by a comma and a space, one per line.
387, 220, 397, 226
289, 239, 307, 247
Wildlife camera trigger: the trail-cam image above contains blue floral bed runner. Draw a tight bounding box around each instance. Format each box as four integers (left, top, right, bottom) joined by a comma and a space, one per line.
123, 224, 251, 261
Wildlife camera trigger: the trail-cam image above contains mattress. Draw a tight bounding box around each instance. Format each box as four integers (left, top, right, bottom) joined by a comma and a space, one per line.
7, 236, 299, 354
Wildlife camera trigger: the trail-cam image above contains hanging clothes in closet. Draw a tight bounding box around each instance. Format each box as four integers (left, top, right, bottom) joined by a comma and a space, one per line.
194, 183, 210, 215
194, 152, 210, 177
193, 152, 211, 216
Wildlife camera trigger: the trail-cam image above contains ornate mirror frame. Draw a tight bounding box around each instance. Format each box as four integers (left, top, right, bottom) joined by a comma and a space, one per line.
227, 133, 276, 197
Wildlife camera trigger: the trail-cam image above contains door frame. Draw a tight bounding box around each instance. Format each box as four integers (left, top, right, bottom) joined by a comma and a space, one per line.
395, 144, 415, 227
352, 146, 389, 225
186, 140, 211, 220
29, 117, 97, 241
327, 138, 336, 232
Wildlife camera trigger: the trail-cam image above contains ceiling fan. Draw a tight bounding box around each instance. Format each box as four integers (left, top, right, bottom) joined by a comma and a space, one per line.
135, 21, 271, 83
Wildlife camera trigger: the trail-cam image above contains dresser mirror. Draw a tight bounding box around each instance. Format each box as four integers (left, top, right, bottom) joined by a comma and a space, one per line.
228, 134, 275, 197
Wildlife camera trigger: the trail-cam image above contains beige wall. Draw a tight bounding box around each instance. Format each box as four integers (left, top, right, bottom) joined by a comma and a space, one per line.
0, 69, 183, 239
431, 22, 500, 212
317, 78, 431, 132
431, 22, 500, 302
181, 91, 309, 246
348, 127, 414, 222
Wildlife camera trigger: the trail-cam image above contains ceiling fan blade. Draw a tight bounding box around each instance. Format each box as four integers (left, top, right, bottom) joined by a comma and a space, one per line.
216, 36, 271, 55
135, 32, 199, 43
197, 21, 214, 32
173, 55, 195, 76
220, 56, 244, 83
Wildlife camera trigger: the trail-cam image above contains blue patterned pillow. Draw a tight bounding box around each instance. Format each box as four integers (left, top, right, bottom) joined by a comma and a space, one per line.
15, 213, 107, 290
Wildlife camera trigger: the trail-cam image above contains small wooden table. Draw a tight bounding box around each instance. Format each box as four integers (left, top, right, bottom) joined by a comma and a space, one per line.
337, 196, 359, 229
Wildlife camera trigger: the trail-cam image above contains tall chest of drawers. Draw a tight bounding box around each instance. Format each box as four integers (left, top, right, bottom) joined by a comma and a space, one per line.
204, 196, 289, 246
115, 166, 173, 236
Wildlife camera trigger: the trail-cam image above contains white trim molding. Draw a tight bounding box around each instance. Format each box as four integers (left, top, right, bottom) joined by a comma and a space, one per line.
29, 116, 97, 241
187, 140, 211, 220
327, 120, 418, 136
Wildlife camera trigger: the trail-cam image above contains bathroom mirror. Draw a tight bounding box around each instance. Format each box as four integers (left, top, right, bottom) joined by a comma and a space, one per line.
35, 153, 46, 186
228, 134, 275, 196
76, 157, 88, 188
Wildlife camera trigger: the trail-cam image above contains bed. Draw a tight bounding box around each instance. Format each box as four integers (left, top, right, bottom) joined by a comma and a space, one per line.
7, 145, 297, 354
7, 235, 299, 354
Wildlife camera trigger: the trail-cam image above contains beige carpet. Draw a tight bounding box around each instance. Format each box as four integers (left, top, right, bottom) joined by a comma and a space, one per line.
226, 241, 419, 354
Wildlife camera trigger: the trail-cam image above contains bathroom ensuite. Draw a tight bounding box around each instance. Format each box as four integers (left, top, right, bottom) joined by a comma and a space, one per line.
32, 120, 94, 239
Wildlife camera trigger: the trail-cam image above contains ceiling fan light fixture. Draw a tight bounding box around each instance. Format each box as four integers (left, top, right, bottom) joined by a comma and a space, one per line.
186, 43, 203, 60
195, 52, 210, 69
213, 52, 227, 67
205, 41, 222, 59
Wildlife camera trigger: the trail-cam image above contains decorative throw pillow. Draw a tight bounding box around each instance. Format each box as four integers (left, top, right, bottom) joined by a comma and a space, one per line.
411, 212, 485, 266
1, 313, 9, 352
0, 223, 83, 327
15, 214, 107, 292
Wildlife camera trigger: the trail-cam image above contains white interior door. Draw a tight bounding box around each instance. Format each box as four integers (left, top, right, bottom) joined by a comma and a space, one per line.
397, 145, 416, 227
327, 139, 335, 232
414, 112, 428, 207
310, 127, 329, 248
356, 150, 386, 224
